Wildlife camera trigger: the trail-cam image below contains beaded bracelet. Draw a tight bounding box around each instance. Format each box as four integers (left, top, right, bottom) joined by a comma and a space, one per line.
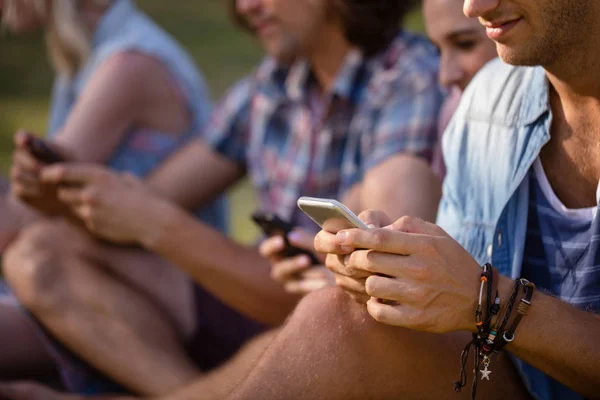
454, 264, 495, 397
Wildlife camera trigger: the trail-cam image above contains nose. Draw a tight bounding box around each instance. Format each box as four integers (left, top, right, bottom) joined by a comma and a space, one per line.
439, 52, 465, 89
236, 0, 262, 15
463, 0, 500, 18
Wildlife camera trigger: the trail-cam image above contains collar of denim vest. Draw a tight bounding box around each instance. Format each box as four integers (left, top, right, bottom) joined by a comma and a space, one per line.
519, 65, 551, 126
92, 0, 137, 49
283, 47, 365, 103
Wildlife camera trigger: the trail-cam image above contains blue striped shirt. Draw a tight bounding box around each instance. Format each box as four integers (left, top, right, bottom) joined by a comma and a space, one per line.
520, 159, 599, 400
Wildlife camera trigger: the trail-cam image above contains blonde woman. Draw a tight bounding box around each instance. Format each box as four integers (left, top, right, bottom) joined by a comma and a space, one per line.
1, 0, 227, 394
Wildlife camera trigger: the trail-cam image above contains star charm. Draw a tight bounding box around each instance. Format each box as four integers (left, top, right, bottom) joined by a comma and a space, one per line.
480, 368, 492, 380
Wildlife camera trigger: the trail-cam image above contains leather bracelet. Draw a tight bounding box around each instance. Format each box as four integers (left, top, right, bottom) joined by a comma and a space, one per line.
496, 279, 535, 351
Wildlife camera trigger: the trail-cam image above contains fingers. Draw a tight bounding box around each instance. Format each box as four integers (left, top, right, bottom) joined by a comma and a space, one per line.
364, 274, 427, 304
56, 186, 89, 207
10, 144, 43, 198
280, 266, 335, 295
345, 250, 424, 279
314, 230, 354, 254
358, 209, 392, 228
389, 215, 449, 237
288, 229, 325, 263
259, 235, 285, 259
12, 146, 41, 172
334, 273, 368, 294
40, 163, 106, 186
366, 298, 413, 328
336, 227, 428, 255
10, 168, 41, 198
284, 278, 329, 295
270, 254, 312, 283
324, 253, 372, 279
287, 229, 315, 251
14, 130, 33, 148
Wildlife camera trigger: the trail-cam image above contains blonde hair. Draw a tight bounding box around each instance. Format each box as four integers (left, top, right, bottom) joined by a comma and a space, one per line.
4, 0, 112, 77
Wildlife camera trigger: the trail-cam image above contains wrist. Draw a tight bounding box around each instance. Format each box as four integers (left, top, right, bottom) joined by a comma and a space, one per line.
139, 198, 182, 250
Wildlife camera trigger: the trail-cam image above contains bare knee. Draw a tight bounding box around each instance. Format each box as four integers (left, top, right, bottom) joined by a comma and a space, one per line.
290, 287, 378, 335
3, 221, 79, 312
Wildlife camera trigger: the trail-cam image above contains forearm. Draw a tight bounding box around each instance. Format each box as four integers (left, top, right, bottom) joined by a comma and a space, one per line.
143, 202, 300, 326
145, 140, 243, 210
498, 276, 600, 397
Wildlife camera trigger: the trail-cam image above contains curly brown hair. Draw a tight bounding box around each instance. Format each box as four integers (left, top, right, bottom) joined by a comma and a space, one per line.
227, 0, 419, 56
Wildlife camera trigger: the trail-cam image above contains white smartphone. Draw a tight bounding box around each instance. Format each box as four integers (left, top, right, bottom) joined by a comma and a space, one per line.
297, 196, 368, 233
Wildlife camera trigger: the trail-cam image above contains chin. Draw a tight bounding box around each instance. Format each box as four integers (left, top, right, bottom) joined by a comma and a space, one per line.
264, 46, 297, 65
496, 45, 543, 67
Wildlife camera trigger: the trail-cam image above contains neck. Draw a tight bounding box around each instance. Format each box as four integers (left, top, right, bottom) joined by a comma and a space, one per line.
544, 18, 600, 108
306, 24, 353, 93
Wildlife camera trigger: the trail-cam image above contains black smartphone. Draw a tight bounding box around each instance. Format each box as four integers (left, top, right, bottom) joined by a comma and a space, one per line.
24, 135, 65, 164
251, 211, 320, 265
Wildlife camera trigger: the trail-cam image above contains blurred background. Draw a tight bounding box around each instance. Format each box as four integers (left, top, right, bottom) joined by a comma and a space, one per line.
0, 0, 424, 244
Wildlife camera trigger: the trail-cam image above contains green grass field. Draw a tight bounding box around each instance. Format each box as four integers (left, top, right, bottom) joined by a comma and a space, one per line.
0, 1, 424, 243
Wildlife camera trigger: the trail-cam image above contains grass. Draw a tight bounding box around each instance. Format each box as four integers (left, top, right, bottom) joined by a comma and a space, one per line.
0, 1, 424, 244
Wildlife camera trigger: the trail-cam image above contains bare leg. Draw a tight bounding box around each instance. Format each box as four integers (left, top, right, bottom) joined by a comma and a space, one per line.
229, 287, 531, 400
3, 220, 199, 396
166, 329, 279, 400
0, 303, 55, 379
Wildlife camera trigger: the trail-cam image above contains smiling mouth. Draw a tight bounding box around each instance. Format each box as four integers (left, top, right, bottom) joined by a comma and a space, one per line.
483, 18, 522, 40
249, 17, 277, 37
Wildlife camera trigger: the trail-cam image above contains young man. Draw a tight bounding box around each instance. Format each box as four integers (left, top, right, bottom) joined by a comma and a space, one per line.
114, 0, 597, 398
2, 0, 442, 396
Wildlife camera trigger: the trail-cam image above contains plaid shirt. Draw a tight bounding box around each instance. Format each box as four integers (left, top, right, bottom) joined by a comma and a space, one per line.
205, 31, 443, 230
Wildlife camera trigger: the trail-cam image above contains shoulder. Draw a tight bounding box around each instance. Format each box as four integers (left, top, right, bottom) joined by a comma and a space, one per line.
90, 8, 203, 85
454, 58, 547, 127
381, 31, 439, 72
368, 31, 441, 105
442, 59, 548, 174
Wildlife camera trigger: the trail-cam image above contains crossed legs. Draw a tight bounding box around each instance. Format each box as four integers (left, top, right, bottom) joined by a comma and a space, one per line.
3, 220, 199, 396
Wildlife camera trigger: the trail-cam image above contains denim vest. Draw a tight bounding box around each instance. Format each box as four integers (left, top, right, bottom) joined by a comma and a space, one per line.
437, 58, 590, 400
48, 0, 226, 231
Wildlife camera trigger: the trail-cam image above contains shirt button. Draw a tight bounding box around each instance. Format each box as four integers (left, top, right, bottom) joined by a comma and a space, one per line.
487, 244, 493, 258
497, 231, 502, 247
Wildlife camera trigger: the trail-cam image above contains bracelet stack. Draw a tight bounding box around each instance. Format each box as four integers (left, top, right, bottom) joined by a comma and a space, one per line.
454, 264, 536, 399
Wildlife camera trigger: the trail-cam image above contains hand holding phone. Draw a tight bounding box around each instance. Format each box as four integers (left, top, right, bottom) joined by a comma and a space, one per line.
252, 211, 320, 265
298, 197, 397, 305
23, 135, 65, 165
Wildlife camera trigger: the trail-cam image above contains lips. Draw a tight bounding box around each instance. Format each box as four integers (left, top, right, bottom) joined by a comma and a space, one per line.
249, 17, 277, 37
483, 18, 522, 41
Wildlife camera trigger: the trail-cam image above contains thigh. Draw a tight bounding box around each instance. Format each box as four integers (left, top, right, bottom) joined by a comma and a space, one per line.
98, 244, 196, 337
22, 220, 196, 339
